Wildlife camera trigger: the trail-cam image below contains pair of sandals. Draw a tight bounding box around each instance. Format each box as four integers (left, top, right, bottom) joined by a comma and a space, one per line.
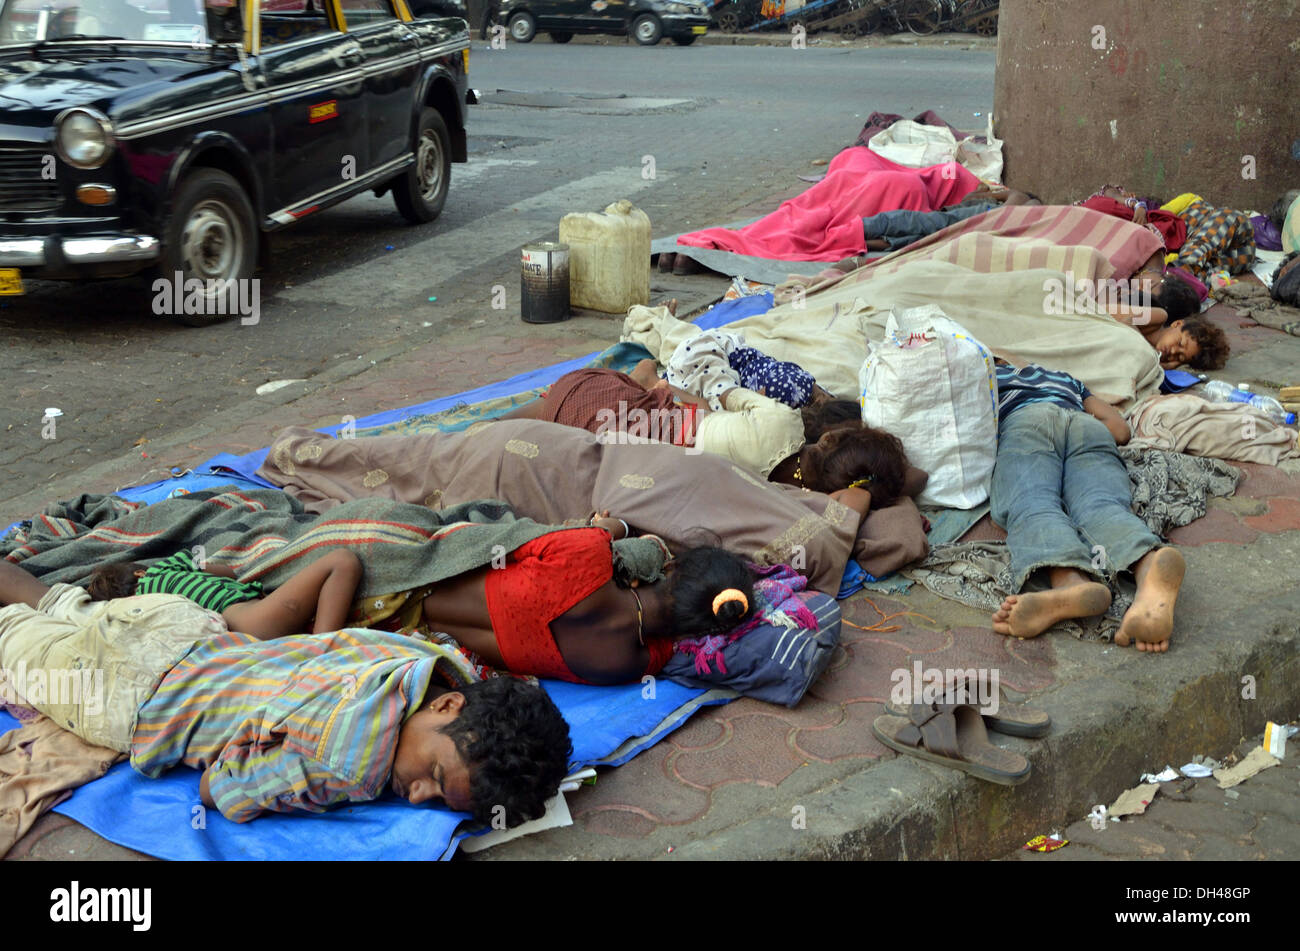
871, 675, 1049, 786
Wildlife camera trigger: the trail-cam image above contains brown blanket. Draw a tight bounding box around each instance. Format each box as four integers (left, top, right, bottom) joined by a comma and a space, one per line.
256, 420, 928, 594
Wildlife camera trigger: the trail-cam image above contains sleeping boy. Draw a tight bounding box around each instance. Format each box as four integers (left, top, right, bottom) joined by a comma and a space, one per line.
988, 362, 1186, 651
0, 560, 571, 827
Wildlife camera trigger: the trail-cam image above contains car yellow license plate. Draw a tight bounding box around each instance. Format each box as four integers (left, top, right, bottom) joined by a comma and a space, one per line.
692, 25, 707, 33
0, 268, 23, 295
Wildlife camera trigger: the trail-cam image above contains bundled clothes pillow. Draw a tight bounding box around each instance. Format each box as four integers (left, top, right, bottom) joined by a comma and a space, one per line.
660, 565, 841, 707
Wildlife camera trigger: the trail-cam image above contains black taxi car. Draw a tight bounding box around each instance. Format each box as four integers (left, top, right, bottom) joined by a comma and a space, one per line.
492, 0, 708, 46
0, 0, 471, 310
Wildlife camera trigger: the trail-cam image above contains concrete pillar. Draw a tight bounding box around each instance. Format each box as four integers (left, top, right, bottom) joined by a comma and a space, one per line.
993, 0, 1300, 210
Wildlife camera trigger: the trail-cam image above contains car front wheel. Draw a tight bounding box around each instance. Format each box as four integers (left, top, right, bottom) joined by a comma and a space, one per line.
631, 13, 662, 44
509, 11, 536, 42
392, 107, 451, 225
159, 168, 257, 327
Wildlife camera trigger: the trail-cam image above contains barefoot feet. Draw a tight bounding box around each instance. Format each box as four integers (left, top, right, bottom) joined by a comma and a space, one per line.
1114, 547, 1185, 652
991, 582, 1112, 639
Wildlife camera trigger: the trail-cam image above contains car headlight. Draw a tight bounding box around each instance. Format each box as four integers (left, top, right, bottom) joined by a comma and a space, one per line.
55, 108, 114, 170
664, 1, 690, 11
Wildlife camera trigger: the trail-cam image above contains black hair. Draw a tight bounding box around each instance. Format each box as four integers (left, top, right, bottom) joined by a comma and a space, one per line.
1022, 191, 1042, 203
87, 562, 145, 600
438, 676, 572, 828
665, 546, 756, 634
1180, 316, 1230, 371
1151, 271, 1200, 322
802, 425, 910, 507
801, 399, 862, 443
1270, 189, 1300, 230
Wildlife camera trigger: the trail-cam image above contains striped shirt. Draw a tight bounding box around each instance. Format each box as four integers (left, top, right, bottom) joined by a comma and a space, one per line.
996, 363, 1091, 425
130, 628, 478, 823
134, 551, 263, 613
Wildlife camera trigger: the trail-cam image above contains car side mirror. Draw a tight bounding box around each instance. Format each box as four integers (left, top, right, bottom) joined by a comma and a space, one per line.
205, 3, 244, 44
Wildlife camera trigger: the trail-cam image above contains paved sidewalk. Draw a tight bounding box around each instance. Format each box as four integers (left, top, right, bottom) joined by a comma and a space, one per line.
5, 218, 1299, 862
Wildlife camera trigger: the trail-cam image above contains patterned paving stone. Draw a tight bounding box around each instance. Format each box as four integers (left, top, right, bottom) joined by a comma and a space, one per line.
1166, 507, 1262, 546
670, 714, 804, 790
1243, 496, 1300, 533
792, 699, 889, 763
1235, 461, 1300, 500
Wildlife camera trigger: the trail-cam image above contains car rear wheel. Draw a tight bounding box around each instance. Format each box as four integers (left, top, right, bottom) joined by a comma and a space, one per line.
670, 33, 697, 45
159, 168, 257, 327
550, 30, 573, 42
393, 107, 451, 225
508, 11, 536, 42
631, 13, 662, 44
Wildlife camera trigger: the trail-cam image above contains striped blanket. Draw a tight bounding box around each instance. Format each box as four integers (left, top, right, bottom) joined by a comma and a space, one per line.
625, 206, 1166, 408
1, 488, 570, 597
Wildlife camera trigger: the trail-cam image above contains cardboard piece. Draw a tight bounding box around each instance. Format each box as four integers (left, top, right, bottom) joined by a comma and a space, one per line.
1109, 783, 1160, 818
1214, 746, 1281, 789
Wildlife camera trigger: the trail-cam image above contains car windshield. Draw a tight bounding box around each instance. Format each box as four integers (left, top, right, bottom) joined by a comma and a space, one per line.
0, 0, 212, 45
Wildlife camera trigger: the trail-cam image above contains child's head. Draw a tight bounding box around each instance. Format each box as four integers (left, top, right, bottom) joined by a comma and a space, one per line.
1153, 316, 1229, 371
664, 546, 756, 635
1269, 189, 1300, 230
391, 676, 572, 828
1150, 271, 1200, 322
1272, 251, 1300, 308
799, 425, 910, 507
800, 398, 862, 443
86, 562, 146, 601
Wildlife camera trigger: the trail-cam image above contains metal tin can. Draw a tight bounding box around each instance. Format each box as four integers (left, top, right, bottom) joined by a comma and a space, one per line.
520, 241, 571, 323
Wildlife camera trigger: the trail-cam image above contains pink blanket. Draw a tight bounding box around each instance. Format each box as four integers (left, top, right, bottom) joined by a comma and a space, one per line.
676, 148, 980, 261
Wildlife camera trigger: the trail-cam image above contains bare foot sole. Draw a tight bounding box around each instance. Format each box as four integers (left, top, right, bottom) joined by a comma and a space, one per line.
1115, 548, 1185, 652
991, 582, 1112, 639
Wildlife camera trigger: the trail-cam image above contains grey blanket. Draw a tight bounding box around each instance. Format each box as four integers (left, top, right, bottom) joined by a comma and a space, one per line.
904, 449, 1241, 641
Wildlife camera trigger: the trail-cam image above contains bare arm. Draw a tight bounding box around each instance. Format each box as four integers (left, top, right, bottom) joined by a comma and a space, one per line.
1084, 396, 1131, 445
200, 766, 216, 809
829, 486, 873, 523
0, 560, 51, 610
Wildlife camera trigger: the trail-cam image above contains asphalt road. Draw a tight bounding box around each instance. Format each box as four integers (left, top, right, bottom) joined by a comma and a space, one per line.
0, 43, 993, 513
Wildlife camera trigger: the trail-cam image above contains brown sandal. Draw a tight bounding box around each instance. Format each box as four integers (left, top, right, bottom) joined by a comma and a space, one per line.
872, 701, 1031, 786
885, 670, 1050, 738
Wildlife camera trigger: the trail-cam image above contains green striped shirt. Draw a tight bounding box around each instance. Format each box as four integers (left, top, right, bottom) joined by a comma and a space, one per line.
135, 551, 263, 613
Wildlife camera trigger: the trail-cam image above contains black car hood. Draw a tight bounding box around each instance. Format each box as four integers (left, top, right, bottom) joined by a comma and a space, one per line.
0, 48, 218, 131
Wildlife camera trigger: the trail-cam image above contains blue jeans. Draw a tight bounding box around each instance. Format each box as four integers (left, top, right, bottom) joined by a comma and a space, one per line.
861, 203, 998, 250
990, 402, 1161, 592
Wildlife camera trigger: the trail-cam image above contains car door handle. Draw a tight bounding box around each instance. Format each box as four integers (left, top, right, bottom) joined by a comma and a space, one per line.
395, 29, 418, 42
337, 42, 363, 65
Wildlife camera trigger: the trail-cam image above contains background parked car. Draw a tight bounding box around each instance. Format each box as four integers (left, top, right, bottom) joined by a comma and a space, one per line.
492, 0, 710, 45
0, 0, 472, 323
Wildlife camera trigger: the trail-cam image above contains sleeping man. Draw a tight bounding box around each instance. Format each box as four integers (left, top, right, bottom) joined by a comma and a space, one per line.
0, 560, 571, 827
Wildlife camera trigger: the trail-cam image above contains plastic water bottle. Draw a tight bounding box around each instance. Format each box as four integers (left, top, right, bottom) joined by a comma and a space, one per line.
1202, 381, 1297, 425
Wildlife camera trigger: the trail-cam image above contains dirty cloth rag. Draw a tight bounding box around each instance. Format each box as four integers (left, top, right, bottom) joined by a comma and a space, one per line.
903, 448, 1241, 641
1214, 280, 1300, 337
0, 699, 122, 858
